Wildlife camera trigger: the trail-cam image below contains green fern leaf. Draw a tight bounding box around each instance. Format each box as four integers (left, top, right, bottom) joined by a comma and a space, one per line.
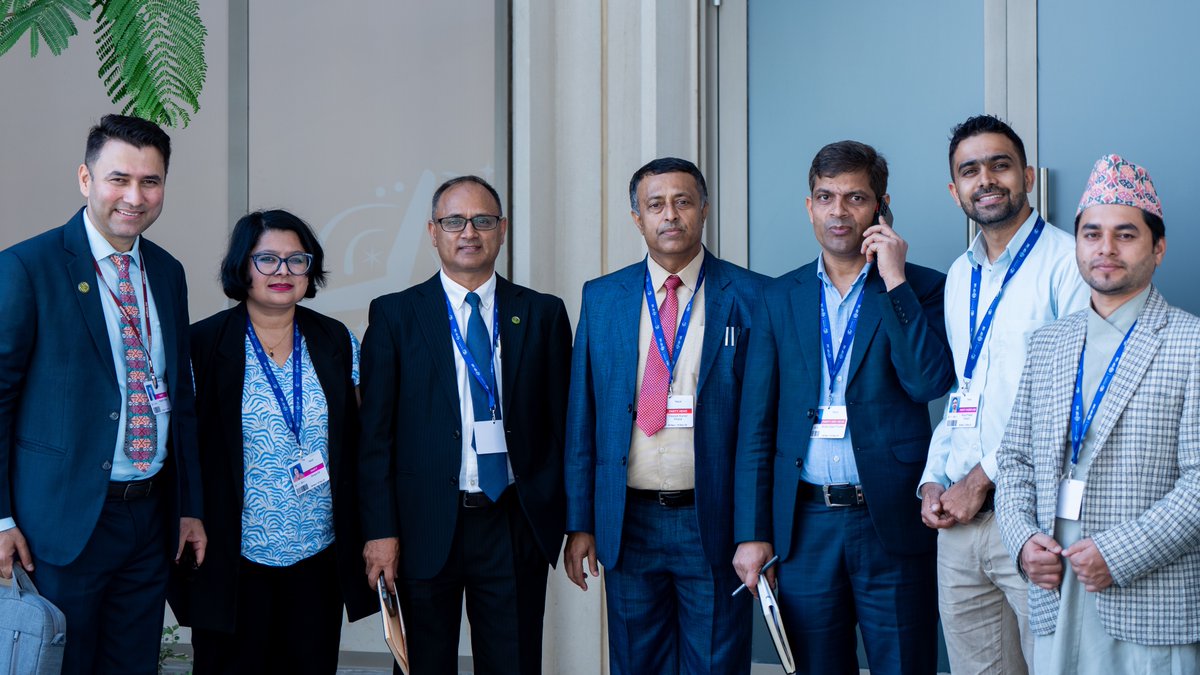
0, 0, 91, 58
93, 0, 206, 128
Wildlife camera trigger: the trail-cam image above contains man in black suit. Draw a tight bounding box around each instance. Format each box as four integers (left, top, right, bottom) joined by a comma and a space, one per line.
0, 114, 205, 674
359, 175, 572, 674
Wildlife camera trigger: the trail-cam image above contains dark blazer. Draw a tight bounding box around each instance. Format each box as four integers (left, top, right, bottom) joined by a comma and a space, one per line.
565, 252, 767, 568
358, 274, 572, 579
0, 208, 201, 565
734, 261, 954, 559
172, 303, 375, 630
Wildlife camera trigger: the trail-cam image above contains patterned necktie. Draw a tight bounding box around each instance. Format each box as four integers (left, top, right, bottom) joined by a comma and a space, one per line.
111, 253, 157, 472
465, 292, 507, 501
637, 274, 682, 436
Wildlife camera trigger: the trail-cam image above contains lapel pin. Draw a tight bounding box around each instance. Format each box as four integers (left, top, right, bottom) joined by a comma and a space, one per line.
77, 282, 90, 293
511, 316, 520, 325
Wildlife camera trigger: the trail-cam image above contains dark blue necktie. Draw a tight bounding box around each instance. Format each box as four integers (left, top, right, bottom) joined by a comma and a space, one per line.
465, 292, 507, 500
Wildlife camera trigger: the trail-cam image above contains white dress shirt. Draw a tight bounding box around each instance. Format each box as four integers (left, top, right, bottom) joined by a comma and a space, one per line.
920, 210, 1090, 489
440, 270, 513, 493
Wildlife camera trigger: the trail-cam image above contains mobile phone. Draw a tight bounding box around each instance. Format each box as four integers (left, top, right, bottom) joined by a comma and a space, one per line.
874, 199, 894, 227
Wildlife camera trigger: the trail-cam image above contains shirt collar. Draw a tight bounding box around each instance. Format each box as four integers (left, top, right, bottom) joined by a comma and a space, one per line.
815, 254, 871, 291
966, 208, 1040, 269
83, 208, 143, 267
439, 270, 497, 310
646, 247, 705, 293
1089, 284, 1151, 334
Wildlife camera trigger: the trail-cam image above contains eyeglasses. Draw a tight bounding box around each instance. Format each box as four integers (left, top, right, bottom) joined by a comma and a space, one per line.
251, 252, 313, 276
435, 215, 501, 232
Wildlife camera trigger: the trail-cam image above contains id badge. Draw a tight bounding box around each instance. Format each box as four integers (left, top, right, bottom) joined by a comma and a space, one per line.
473, 419, 509, 456
290, 450, 331, 496
665, 395, 695, 428
1056, 478, 1085, 520
946, 392, 981, 428
810, 405, 848, 439
143, 379, 172, 415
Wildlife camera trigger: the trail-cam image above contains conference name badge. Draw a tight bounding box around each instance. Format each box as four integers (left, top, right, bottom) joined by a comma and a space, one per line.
665, 394, 695, 428
1056, 478, 1085, 520
143, 380, 172, 415
474, 419, 509, 455
290, 450, 331, 496
945, 392, 980, 428
810, 405, 848, 439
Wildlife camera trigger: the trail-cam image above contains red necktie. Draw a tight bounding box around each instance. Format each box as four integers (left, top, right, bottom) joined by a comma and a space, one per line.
111, 253, 157, 472
636, 274, 682, 437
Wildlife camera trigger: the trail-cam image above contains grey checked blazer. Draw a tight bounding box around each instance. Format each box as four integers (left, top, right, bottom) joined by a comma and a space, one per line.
995, 286, 1200, 645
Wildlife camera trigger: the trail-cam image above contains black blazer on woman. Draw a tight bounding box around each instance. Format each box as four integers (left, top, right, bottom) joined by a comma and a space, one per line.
171, 303, 376, 631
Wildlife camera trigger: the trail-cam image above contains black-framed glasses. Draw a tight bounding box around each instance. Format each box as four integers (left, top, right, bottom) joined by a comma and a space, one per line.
436, 215, 501, 232
251, 252, 313, 276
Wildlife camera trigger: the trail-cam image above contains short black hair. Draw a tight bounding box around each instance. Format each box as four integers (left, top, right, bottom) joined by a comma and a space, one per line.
947, 115, 1027, 175
431, 175, 503, 218
84, 114, 172, 174
220, 209, 328, 301
629, 157, 709, 214
808, 141, 888, 201
1074, 208, 1166, 246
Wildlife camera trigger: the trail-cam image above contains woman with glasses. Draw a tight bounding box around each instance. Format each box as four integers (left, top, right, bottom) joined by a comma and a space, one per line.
176, 209, 375, 673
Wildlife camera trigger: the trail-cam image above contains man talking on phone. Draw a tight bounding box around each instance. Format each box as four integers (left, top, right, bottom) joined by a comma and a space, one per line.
734, 140, 954, 674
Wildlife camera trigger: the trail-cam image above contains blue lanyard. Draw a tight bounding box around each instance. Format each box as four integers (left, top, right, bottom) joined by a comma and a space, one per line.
643, 262, 706, 387
963, 217, 1046, 390
818, 281, 865, 395
246, 316, 302, 442
1069, 321, 1137, 476
445, 293, 501, 417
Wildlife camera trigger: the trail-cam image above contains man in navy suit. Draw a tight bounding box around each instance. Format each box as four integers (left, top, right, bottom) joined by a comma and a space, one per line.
360, 176, 572, 674
733, 141, 954, 674
0, 114, 206, 674
564, 157, 765, 674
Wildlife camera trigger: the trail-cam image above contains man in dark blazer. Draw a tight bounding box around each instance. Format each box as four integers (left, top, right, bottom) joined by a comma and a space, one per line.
359, 175, 572, 674
564, 157, 765, 674
0, 114, 205, 675
733, 141, 955, 675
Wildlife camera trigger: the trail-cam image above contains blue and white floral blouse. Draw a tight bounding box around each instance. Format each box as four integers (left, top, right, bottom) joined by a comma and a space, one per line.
239, 328, 360, 567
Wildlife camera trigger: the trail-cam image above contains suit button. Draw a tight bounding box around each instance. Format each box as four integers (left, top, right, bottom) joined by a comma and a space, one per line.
806, 409, 816, 420
109, 411, 119, 421
102, 461, 112, 471
621, 456, 627, 466
794, 459, 802, 468
627, 404, 634, 414
449, 477, 457, 485
452, 429, 461, 440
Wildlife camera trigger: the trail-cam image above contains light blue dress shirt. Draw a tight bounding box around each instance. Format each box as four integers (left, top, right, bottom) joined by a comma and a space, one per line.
801, 256, 870, 486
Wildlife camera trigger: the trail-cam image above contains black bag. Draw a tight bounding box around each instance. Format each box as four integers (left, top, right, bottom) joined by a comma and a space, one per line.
0, 567, 66, 675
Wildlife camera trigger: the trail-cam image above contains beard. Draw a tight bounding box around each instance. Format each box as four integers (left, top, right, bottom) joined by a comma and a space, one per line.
962, 187, 1027, 227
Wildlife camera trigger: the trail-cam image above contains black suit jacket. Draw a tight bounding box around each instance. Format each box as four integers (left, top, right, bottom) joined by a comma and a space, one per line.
359, 274, 572, 579
735, 261, 955, 558
173, 303, 375, 629
0, 208, 201, 565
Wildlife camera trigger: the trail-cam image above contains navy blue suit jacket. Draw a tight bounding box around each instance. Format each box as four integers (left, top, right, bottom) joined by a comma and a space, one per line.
0, 208, 201, 566
358, 274, 572, 579
565, 252, 767, 568
734, 260, 953, 559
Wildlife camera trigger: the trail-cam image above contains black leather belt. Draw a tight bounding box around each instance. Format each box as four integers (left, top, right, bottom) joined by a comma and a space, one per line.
107, 476, 157, 501
799, 482, 866, 507
627, 488, 695, 507
460, 491, 496, 509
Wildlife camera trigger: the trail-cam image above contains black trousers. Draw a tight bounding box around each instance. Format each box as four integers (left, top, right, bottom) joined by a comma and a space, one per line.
31, 491, 169, 675
398, 488, 549, 675
191, 545, 344, 674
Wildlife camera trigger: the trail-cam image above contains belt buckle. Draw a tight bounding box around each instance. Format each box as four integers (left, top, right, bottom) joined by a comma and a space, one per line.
822, 483, 860, 507
125, 480, 149, 500
657, 491, 680, 507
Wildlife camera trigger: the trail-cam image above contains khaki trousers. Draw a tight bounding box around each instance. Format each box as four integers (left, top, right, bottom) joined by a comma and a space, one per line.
936, 510, 1035, 675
